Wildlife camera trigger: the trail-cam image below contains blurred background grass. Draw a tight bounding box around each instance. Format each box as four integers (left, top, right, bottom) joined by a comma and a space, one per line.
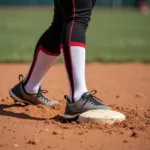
0, 8, 150, 63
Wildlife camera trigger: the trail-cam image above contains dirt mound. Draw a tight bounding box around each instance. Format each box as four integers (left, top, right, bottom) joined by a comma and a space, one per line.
1, 97, 149, 136
0, 63, 150, 150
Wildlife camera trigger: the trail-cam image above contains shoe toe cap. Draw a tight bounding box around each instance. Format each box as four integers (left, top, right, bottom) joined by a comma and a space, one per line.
99, 105, 112, 110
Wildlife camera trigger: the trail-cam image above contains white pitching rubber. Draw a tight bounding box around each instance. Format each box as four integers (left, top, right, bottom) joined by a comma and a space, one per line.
78, 109, 126, 125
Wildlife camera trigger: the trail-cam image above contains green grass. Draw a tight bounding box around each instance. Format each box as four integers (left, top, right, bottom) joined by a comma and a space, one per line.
0, 8, 150, 63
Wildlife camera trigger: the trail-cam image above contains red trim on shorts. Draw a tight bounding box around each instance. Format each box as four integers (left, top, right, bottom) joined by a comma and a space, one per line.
40, 46, 60, 56
61, 42, 85, 49
70, 42, 86, 48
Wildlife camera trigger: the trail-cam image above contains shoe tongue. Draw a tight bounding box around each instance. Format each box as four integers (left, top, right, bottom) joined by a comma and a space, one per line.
82, 92, 90, 98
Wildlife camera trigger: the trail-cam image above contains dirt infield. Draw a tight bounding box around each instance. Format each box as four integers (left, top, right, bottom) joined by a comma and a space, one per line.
0, 63, 150, 150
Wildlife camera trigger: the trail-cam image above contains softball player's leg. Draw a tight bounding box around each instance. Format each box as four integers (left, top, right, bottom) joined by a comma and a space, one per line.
58, 0, 111, 119
9, 0, 62, 106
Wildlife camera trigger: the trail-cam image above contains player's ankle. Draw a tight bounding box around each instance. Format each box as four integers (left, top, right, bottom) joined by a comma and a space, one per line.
24, 85, 39, 94
70, 90, 88, 103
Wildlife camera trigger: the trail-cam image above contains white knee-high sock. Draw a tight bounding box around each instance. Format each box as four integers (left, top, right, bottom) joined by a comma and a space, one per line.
61, 46, 87, 102
24, 49, 58, 94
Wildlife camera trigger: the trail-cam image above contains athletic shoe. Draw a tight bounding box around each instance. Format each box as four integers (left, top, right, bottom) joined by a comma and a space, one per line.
9, 74, 59, 106
63, 90, 111, 119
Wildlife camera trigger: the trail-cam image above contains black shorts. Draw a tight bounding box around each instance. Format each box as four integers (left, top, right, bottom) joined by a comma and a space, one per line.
35, 0, 96, 55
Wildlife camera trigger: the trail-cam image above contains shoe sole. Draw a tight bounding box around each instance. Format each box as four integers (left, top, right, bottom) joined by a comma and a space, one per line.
9, 89, 32, 105
63, 113, 80, 120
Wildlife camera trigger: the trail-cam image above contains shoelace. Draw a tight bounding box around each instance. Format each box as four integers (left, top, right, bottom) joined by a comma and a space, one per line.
37, 89, 48, 100
84, 90, 103, 106
19, 74, 50, 102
